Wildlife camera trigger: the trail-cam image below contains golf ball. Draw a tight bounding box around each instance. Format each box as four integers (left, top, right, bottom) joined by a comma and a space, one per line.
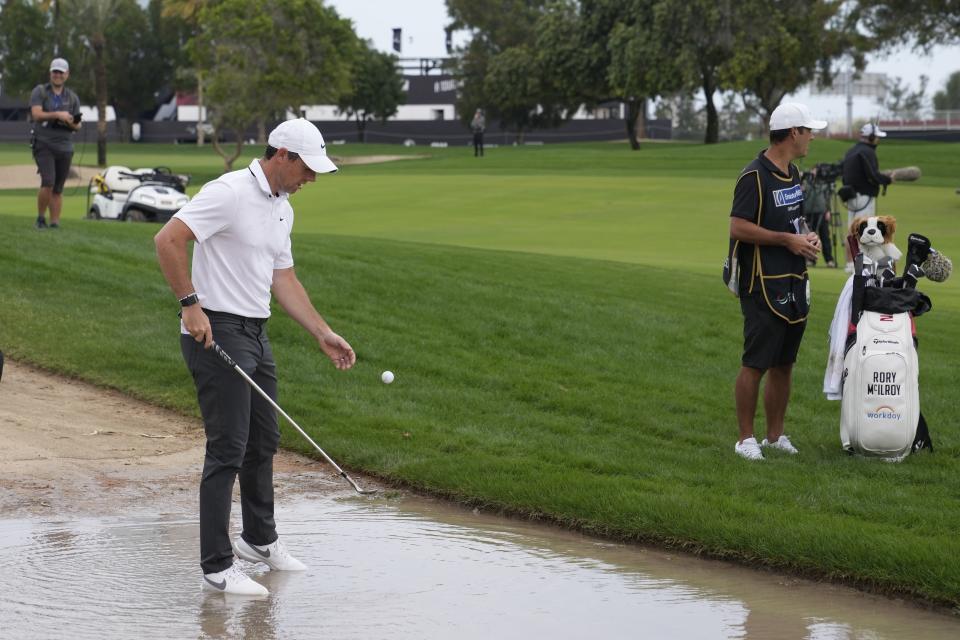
381, 370, 395, 384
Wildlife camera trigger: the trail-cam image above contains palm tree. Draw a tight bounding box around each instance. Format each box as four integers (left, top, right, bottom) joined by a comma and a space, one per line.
162, 0, 207, 145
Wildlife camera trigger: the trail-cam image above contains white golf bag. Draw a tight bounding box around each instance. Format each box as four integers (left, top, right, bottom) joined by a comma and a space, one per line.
840, 309, 919, 458
837, 251, 934, 460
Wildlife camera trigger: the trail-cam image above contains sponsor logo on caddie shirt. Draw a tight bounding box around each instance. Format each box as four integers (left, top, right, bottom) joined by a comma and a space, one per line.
772, 184, 803, 207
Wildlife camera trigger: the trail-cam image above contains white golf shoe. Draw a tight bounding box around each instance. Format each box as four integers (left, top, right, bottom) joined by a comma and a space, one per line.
234, 536, 307, 571
202, 563, 269, 596
735, 437, 764, 461
762, 435, 799, 454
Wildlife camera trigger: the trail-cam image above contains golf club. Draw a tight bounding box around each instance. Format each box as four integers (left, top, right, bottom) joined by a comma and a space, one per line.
903, 263, 923, 289
212, 341, 377, 495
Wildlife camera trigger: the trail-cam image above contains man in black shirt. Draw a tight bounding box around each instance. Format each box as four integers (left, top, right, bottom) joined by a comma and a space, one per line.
727, 103, 824, 460
841, 123, 892, 270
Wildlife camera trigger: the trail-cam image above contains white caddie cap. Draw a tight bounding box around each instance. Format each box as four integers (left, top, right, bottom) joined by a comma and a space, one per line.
769, 102, 827, 131
267, 118, 338, 174
50, 58, 69, 73
860, 122, 887, 138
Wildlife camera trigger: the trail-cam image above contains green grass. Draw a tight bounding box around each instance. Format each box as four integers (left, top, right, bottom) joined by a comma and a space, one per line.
2, 138, 960, 608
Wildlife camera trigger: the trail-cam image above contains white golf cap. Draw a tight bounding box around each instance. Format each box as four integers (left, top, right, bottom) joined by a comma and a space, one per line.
50, 58, 69, 73
860, 122, 887, 138
769, 102, 827, 131
267, 118, 338, 174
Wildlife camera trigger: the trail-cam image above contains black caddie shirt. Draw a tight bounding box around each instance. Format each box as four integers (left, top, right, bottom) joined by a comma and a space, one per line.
728, 150, 810, 322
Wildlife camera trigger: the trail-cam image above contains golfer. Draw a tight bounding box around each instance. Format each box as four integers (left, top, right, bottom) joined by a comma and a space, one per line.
30, 57, 81, 230
841, 123, 893, 272
154, 118, 356, 596
727, 103, 825, 461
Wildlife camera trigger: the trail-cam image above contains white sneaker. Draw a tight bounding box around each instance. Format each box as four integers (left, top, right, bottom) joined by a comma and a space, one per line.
202, 563, 269, 596
234, 536, 307, 571
761, 435, 799, 454
735, 437, 764, 460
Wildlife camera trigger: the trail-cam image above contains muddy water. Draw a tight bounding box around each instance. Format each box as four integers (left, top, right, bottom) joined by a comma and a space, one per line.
1, 494, 957, 639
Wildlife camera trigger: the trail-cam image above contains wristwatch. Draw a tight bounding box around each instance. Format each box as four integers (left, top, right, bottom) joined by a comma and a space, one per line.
179, 293, 199, 307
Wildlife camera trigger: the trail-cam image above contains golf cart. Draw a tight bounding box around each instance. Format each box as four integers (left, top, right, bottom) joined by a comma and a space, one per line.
87, 166, 190, 223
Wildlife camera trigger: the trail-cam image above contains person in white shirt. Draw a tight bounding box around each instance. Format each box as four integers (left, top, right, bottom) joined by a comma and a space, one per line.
154, 119, 355, 596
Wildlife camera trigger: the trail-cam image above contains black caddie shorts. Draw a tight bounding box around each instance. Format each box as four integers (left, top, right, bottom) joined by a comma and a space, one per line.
33, 142, 73, 194
740, 293, 806, 370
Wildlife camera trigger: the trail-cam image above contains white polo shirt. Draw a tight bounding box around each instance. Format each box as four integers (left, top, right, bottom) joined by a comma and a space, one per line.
173, 158, 294, 326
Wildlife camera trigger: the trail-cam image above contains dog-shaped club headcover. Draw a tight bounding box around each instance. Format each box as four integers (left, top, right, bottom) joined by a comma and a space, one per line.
851, 215, 902, 266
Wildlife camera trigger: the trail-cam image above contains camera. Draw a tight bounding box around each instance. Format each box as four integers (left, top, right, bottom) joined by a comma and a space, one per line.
812, 161, 842, 183
50, 112, 80, 130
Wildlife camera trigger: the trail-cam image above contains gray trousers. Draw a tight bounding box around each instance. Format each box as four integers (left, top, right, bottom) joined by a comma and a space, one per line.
181, 310, 280, 574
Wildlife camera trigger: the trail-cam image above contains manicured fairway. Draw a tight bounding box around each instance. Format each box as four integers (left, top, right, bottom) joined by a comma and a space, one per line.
1, 139, 959, 607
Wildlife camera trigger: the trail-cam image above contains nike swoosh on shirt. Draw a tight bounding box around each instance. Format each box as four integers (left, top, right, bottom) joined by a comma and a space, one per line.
204, 576, 227, 590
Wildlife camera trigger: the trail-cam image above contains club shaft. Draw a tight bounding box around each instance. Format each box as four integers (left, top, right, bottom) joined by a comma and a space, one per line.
213, 343, 371, 494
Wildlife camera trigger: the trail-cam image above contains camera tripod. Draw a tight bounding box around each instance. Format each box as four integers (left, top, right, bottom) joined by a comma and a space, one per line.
802, 173, 843, 269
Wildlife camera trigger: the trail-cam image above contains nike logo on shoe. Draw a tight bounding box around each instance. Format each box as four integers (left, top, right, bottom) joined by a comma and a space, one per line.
249, 543, 271, 558
204, 576, 227, 590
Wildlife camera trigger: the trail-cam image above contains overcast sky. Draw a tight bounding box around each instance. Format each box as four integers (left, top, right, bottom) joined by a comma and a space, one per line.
326, 0, 960, 126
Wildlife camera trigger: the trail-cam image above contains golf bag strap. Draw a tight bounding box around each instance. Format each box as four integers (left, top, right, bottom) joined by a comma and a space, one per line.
850, 253, 865, 328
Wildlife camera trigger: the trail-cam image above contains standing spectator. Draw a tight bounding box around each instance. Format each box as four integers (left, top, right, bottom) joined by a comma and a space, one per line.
841, 123, 893, 271
30, 58, 82, 230
471, 108, 486, 157
154, 118, 355, 596
726, 103, 824, 461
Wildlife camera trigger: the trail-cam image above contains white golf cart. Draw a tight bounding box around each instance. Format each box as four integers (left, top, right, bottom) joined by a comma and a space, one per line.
87, 166, 190, 223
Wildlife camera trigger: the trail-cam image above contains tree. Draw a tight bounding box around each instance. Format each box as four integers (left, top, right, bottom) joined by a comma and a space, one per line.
857, 0, 960, 50
189, 0, 359, 170
101, 0, 168, 137
933, 70, 960, 110
878, 74, 929, 118
604, 0, 686, 148
531, 0, 659, 150
159, 0, 207, 144
0, 0, 54, 96
718, 91, 763, 141
652, 0, 736, 144
337, 43, 405, 143
58, 0, 122, 166
446, 0, 549, 50
446, 0, 575, 140
655, 92, 705, 140
481, 44, 573, 140
723, 0, 868, 126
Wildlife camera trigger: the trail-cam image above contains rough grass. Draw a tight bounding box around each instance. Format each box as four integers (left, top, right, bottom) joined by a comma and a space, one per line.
1, 138, 959, 607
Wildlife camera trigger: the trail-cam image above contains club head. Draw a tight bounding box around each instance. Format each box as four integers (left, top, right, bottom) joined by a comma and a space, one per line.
904, 233, 932, 275
902, 263, 923, 289
342, 472, 378, 496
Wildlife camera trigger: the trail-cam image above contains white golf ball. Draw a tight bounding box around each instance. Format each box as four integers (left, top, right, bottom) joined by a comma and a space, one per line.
381, 370, 395, 384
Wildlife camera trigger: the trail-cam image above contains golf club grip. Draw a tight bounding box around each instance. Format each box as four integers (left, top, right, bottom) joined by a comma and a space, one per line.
212, 342, 236, 367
